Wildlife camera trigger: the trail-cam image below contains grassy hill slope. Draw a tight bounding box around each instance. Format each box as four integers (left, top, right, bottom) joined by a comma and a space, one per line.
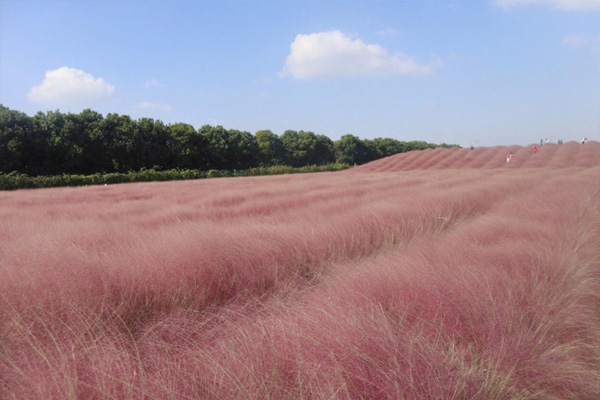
1, 143, 599, 399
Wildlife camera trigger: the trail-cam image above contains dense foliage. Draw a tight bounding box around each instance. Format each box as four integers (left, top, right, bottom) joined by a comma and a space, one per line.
0, 164, 349, 190
0, 105, 456, 176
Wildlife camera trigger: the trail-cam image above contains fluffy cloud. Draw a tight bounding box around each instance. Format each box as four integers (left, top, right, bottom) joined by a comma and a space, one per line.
496, 0, 600, 10
280, 30, 435, 79
137, 101, 172, 112
28, 67, 115, 106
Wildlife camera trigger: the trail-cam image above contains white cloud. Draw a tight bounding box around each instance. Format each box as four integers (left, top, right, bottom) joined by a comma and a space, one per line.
137, 101, 172, 112
28, 67, 115, 106
280, 30, 435, 79
561, 34, 600, 49
496, 0, 600, 10
143, 78, 167, 88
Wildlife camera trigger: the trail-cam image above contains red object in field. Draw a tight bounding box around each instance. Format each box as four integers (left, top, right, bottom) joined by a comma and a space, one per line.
534, 146, 538, 153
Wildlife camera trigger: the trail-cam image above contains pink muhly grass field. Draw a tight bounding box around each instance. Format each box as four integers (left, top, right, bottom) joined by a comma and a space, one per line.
1, 144, 599, 399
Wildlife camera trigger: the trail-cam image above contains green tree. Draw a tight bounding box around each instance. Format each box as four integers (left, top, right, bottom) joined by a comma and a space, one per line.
103, 113, 143, 172
0, 105, 37, 174
227, 129, 259, 169
1, 104, 456, 177
167, 123, 207, 170
138, 118, 173, 170
77, 109, 106, 174
281, 130, 321, 167
255, 129, 285, 166
406, 140, 433, 151
369, 137, 408, 158
200, 125, 230, 170
200, 126, 259, 170
32, 110, 70, 175
313, 134, 336, 165
334, 134, 373, 165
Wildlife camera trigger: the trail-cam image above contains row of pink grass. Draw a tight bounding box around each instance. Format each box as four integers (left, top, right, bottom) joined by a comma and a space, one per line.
354, 141, 600, 172
1, 145, 599, 399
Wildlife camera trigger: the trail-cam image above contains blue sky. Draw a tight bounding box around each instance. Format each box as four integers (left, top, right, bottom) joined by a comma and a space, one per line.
1, 0, 599, 146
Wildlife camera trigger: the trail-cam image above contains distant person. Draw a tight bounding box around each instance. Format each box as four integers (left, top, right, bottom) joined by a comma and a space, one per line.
507, 152, 513, 163
581, 137, 587, 145
558, 139, 563, 145
533, 146, 538, 153
540, 139, 544, 146
545, 138, 550, 145
470, 145, 474, 150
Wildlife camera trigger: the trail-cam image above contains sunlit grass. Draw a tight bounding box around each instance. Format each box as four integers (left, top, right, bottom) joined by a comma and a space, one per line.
1, 145, 599, 399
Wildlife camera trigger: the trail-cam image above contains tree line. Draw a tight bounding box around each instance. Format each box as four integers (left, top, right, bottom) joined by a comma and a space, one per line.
1, 105, 456, 176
